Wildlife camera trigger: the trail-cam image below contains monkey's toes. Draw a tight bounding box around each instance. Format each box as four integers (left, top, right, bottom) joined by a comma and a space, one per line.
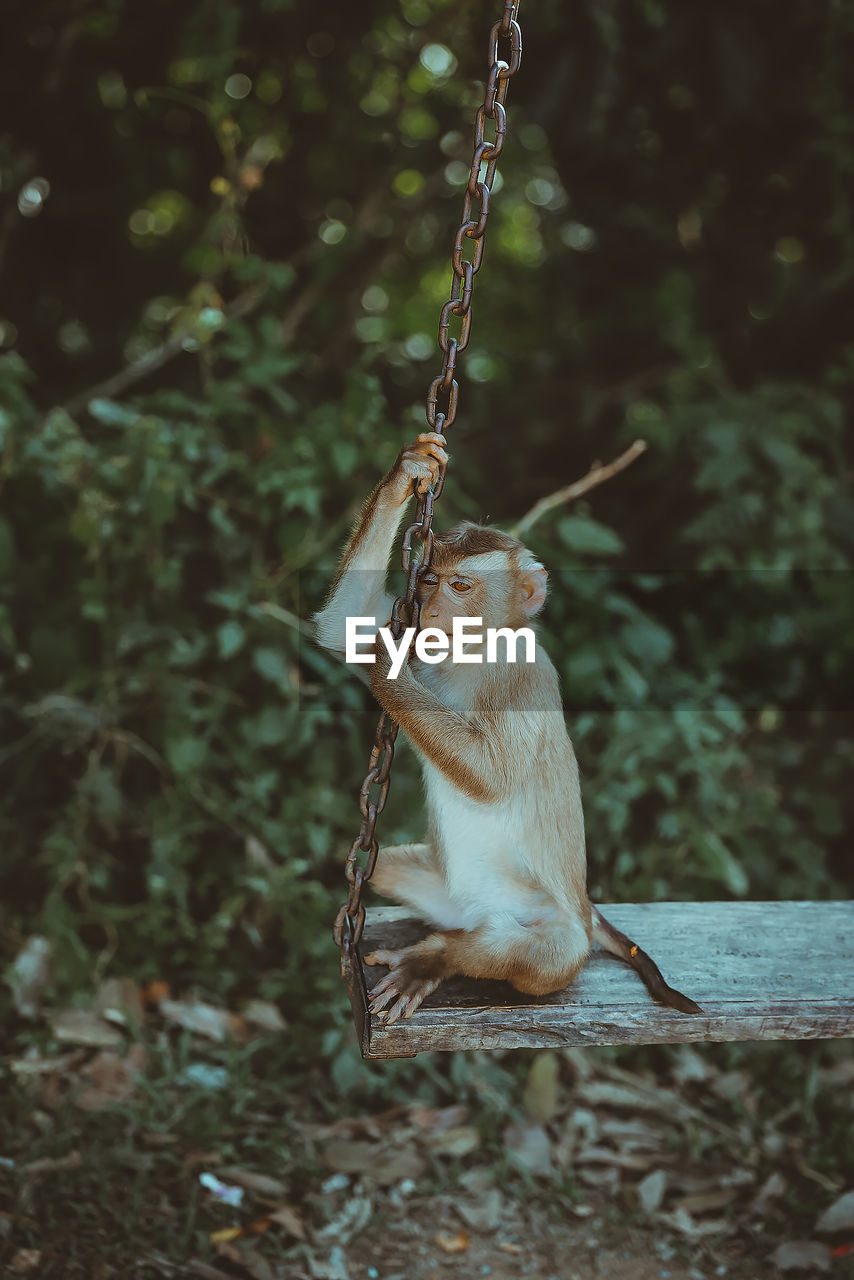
368, 973, 441, 1024
366, 970, 402, 1001
381, 994, 416, 1024
364, 948, 406, 969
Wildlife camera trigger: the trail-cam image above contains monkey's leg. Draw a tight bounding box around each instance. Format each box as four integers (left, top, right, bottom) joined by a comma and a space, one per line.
591, 905, 702, 1015
368, 843, 465, 928
367, 914, 591, 1024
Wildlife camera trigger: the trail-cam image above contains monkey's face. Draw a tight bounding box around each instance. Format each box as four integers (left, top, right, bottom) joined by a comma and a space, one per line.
415, 566, 486, 635
416, 549, 547, 634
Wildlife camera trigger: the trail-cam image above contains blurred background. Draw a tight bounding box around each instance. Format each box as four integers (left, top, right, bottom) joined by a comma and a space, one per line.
1, 0, 853, 1274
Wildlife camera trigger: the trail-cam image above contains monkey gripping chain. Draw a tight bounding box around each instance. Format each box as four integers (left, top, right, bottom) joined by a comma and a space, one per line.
334, 0, 523, 976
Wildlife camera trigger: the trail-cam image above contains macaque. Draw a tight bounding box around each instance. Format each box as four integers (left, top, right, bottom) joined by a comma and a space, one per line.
316, 433, 701, 1024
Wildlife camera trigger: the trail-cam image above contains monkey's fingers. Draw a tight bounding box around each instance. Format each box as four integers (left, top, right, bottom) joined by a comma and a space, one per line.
367, 971, 404, 1001
368, 981, 404, 1015
381, 977, 442, 1025
380, 994, 415, 1024
413, 432, 449, 466
415, 430, 448, 450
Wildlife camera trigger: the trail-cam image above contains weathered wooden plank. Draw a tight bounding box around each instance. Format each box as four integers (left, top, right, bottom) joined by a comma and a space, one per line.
353, 901, 854, 1059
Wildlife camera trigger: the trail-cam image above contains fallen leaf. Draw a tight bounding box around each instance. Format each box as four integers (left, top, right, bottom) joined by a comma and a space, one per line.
48, 1008, 124, 1049
187, 1263, 232, 1280
770, 1241, 831, 1273
160, 997, 243, 1042
435, 1228, 470, 1254
426, 1125, 481, 1157
636, 1168, 667, 1213
711, 1069, 753, 1103
96, 976, 144, 1028
74, 1045, 148, 1111
597, 1116, 666, 1149
141, 979, 171, 1006
316, 1195, 372, 1243
309, 1245, 350, 1280
752, 1170, 786, 1216
177, 1063, 229, 1090
498, 1242, 524, 1255
21, 1150, 82, 1176
578, 1165, 620, 1192
576, 1145, 651, 1171
563, 1047, 594, 1081
321, 1173, 350, 1194
10, 1049, 85, 1077
671, 1045, 713, 1085
269, 1204, 307, 1239
817, 1059, 854, 1088
523, 1051, 561, 1124
217, 1165, 287, 1198
816, 1189, 854, 1235
657, 1208, 728, 1238
503, 1122, 553, 1177
210, 1226, 244, 1245
184, 1149, 222, 1169
7, 936, 52, 1019
322, 1139, 425, 1185
200, 1172, 244, 1207
674, 1188, 736, 1216
569, 1106, 599, 1145
455, 1188, 503, 1232
322, 1139, 382, 1174
141, 1132, 180, 1148
8, 1249, 42, 1274
237, 1245, 275, 1280
575, 1081, 666, 1113
410, 1104, 468, 1131
241, 998, 287, 1032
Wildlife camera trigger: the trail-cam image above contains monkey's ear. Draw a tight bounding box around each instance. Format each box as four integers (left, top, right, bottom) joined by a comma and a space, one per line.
519, 564, 548, 617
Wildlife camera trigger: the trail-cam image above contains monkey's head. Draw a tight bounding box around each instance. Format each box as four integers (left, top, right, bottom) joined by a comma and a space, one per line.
416, 522, 548, 634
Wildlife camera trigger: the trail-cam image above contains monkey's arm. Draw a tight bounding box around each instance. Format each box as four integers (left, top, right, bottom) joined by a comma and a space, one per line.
314, 432, 447, 655
370, 653, 504, 804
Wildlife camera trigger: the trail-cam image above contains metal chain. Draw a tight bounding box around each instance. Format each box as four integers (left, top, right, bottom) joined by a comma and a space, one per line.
334, 0, 523, 977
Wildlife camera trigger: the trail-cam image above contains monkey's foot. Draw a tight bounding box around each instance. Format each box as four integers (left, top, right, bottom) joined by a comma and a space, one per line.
364, 948, 442, 1024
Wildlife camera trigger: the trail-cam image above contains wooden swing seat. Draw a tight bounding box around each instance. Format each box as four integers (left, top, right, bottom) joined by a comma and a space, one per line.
347, 899, 854, 1059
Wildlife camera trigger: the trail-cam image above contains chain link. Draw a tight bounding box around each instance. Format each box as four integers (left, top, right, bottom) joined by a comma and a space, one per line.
334, 0, 522, 976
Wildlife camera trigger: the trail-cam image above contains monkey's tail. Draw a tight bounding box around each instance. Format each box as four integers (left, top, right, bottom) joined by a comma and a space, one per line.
590, 904, 703, 1015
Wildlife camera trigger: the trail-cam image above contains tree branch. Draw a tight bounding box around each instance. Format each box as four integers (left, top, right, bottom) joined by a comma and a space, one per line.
59, 283, 268, 418
509, 439, 648, 539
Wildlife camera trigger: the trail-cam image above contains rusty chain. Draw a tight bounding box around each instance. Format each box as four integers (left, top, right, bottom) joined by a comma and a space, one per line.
333, 0, 523, 977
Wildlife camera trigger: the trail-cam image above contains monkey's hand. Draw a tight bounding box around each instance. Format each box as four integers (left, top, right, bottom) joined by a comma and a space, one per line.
383, 432, 448, 506
364, 946, 443, 1024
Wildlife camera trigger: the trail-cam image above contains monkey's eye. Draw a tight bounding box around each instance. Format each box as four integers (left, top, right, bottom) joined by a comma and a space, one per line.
450, 579, 472, 593
419, 572, 439, 589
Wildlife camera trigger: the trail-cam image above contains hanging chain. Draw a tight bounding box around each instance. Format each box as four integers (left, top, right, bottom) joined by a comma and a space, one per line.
333, 0, 523, 977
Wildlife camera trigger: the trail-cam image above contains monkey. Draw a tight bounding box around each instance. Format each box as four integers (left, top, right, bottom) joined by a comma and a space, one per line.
315, 432, 701, 1024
